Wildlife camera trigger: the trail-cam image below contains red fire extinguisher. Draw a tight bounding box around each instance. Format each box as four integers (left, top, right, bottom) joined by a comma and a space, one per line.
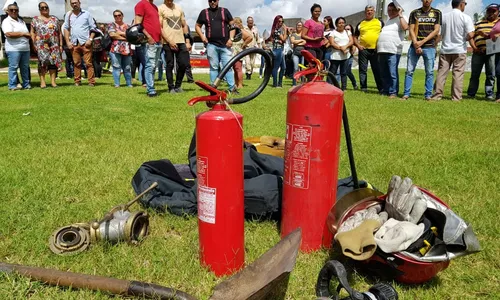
281, 51, 344, 251
188, 82, 244, 277
187, 48, 273, 276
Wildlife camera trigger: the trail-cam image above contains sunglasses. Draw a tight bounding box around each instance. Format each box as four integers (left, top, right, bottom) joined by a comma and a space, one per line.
9, 9, 18, 12
208, 0, 217, 2
113, 14, 122, 17
39, 6, 49, 10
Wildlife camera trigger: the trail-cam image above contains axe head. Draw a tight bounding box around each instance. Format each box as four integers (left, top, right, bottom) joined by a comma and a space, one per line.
210, 228, 302, 300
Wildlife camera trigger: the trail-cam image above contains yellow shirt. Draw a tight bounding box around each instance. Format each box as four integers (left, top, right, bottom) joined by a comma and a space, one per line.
158, 3, 185, 44
356, 18, 383, 49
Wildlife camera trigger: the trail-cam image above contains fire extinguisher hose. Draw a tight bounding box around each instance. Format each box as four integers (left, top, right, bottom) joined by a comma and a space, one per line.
0, 262, 197, 300
214, 48, 273, 105
326, 72, 360, 190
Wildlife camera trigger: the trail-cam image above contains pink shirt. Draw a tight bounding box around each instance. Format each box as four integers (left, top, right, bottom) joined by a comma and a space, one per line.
490, 21, 500, 39
304, 19, 324, 48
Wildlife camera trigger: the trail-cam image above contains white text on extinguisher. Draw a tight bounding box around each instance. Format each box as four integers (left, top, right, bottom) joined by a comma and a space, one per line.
284, 124, 312, 189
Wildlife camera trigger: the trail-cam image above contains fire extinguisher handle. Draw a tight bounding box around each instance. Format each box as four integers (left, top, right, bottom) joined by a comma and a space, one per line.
187, 81, 228, 106
294, 50, 324, 80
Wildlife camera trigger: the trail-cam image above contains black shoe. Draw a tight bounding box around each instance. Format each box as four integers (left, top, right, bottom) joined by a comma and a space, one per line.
174, 87, 184, 93
229, 88, 240, 95
187, 79, 194, 83
147, 92, 158, 97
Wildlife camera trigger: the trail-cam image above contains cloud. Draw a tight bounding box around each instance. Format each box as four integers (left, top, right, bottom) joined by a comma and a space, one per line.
12, 0, 486, 30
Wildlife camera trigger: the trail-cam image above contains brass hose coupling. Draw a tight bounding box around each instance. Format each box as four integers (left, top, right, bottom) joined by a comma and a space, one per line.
49, 182, 158, 255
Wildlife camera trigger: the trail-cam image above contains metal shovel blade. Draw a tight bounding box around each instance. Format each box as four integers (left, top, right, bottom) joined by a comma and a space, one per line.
210, 228, 302, 300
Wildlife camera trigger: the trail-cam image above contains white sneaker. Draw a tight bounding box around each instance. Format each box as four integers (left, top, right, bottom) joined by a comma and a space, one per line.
259, 75, 262, 79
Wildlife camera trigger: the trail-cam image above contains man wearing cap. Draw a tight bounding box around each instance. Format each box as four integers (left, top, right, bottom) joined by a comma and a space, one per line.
466, 4, 498, 100
430, 0, 474, 101
134, 0, 162, 97
402, 0, 441, 100
195, 0, 236, 92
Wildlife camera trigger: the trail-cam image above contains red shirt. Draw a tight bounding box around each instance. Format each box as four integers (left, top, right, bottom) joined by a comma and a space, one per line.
134, 0, 161, 42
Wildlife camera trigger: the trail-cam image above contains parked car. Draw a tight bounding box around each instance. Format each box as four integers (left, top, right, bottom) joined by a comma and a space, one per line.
191, 42, 206, 55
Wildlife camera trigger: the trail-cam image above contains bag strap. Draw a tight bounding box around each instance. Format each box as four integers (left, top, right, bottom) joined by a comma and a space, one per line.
205, 9, 210, 38
67, 11, 73, 29
221, 7, 225, 37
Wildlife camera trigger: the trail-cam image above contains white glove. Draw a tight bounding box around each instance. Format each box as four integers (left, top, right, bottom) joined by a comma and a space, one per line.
374, 218, 425, 253
385, 176, 427, 224
337, 204, 388, 235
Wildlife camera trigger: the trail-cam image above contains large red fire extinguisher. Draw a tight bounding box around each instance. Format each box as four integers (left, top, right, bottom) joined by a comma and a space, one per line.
281, 51, 344, 251
187, 49, 273, 276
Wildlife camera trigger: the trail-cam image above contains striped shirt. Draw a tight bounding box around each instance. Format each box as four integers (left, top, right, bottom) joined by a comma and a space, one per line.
473, 19, 498, 50
409, 7, 442, 48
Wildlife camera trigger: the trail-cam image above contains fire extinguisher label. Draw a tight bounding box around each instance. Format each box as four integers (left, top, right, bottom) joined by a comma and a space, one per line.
198, 185, 216, 224
197, 156, 208, 186
284, 124, 312, 189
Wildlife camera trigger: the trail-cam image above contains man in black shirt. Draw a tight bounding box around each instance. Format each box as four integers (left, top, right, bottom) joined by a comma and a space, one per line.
195, 0, 236, 92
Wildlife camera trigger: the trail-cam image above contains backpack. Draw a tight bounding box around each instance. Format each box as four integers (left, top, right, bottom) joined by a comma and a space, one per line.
101, 33, 112, 51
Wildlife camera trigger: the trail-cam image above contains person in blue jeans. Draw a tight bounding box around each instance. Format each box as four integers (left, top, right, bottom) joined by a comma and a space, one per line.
134, 0, 162, 97
266, 15, 288, 87
376, 3, 408, 97
2, 3, 31, 90
108, 10, 133, 87
402, 1, 441, 100
291, 21, 306, 86
195, 0, 236, 92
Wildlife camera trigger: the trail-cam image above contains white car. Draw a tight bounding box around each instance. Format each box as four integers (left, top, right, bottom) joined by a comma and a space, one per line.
191, 42, 206, 55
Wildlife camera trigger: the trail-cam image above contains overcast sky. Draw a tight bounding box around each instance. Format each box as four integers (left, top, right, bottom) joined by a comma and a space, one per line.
10, 0, 493, 31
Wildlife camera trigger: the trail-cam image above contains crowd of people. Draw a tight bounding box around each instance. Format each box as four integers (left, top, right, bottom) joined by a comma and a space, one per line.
2, 0, 500, 102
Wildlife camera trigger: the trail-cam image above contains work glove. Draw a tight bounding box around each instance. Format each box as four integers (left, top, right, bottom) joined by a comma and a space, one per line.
385, 176, 427, 224
335, 205, 388, 261
374, 218, 425, 253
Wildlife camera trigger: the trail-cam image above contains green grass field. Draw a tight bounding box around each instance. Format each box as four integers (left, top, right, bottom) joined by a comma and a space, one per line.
0, 70, 499, 299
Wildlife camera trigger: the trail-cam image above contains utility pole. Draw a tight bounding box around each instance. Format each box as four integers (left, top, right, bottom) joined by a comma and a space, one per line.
376, 0, 386, 21
65, 0, 71, 13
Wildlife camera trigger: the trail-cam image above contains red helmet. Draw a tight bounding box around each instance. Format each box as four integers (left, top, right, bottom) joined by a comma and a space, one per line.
327, 187, 450, 284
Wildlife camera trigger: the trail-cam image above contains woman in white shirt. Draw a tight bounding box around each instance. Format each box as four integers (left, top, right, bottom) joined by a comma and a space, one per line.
376, 3, 408, 98
1, 2, 31, 90
328, 17, 352, 90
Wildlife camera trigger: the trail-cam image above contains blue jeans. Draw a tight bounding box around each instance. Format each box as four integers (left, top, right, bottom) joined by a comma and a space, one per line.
292, 54, 304, 85
467, 53, 495, 97
259, 54, 265, 76
404, 46, 436, 98
346, 56, 357, 88
134, 45, 146, 84
157, 50, 166, 81
272, 48, 286, 87
206, 43, 235, 90
329, 59, 348, 90
144, 43, 162, 94
6, 51, 30, 89
378, 53, 401, 96
109, 52, 132, 87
